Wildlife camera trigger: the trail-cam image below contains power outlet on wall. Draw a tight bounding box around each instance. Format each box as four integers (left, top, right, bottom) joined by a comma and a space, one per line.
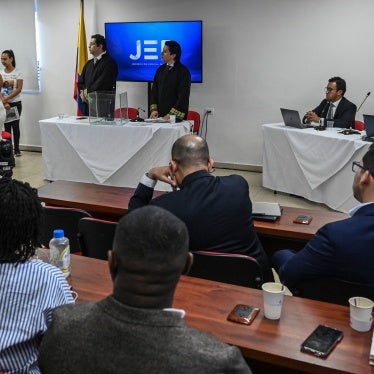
205, 108, 215, 115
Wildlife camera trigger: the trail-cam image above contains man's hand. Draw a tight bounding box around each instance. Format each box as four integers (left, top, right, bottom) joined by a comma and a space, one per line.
80, 89, 88, 103
150, 110, 158, 119
305, 111, 319, 124
147, 166, 177, 188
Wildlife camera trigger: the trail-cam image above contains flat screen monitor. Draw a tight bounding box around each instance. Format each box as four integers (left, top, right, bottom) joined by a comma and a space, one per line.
105, 20, 203, 83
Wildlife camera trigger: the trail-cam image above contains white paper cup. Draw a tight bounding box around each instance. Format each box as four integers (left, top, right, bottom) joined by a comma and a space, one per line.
262, 282, 285, 320
350, 317, 372, 332
349, 297, 374, 330
169, 115, 176, 124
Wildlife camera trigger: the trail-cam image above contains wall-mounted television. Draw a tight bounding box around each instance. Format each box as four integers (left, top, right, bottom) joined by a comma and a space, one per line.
105, 20, 203, 83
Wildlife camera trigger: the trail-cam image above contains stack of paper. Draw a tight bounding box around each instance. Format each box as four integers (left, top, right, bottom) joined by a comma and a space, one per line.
369, 330, 374, 365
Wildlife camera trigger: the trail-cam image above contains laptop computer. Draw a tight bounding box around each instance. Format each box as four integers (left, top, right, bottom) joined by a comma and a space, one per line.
252, 202, 282, 222
363, 114, 374, 139
280, 108, 313, 129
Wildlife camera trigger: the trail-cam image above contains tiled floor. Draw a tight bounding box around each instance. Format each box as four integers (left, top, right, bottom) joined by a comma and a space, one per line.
12, 151, 331, 212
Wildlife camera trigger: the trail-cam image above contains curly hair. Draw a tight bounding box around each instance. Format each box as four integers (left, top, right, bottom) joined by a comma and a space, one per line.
0, 178, 43, 263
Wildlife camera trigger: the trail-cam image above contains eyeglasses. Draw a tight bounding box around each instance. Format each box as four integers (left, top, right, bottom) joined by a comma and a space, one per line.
324, 87, 336, 93
352, 161, 366, 173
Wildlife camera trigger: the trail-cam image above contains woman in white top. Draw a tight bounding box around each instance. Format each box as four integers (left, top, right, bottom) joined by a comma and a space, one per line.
1, 50, 23, 156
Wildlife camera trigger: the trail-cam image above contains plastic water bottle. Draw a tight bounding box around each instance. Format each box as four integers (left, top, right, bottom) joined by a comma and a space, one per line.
49, 229, 71, 278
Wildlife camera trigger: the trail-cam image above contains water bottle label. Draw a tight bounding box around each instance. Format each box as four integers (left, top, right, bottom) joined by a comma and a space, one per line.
50, 244, 70, 277
58, 245, 70, 276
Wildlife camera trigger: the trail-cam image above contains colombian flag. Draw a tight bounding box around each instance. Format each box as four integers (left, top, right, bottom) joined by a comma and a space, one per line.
74, 0, 88, 115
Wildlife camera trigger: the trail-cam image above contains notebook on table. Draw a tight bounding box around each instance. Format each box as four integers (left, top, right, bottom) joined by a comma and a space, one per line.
280, 108, 315, 129
144, 118, 170, 123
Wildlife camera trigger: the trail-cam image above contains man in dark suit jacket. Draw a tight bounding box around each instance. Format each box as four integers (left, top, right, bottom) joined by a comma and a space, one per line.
129, 134, 272, 281
78, 34, 118, 116
303, 76, 356, 128
39, 206, 252, 374
272, 144, 374, 292
149, 40, 191, 121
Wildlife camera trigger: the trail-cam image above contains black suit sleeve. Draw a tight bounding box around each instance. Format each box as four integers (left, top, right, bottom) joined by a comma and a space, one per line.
128, 183, 154, 210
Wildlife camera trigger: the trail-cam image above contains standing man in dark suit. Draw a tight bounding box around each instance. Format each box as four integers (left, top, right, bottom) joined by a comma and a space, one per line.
272, 144, 374, 293
149, 40, 191, 121
129, 134, 272, 281
78, 34, 118, 116
303, 76, 356, 128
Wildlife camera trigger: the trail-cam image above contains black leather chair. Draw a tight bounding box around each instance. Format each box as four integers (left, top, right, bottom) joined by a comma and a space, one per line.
41, 206, 92, 253
188, 250, 264, 289
293, 278, 374, 306
78, 217, 117, 260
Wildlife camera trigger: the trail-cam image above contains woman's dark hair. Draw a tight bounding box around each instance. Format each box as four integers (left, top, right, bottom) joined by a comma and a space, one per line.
0, 178, 43, 263
2, 50, 16, 67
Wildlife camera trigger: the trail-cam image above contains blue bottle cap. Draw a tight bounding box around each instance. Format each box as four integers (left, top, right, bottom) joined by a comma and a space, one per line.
53, 229, 64, 238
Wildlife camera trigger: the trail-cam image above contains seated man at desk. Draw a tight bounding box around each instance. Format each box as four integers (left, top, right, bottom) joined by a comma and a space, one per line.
272, 144, 374, 292
39, 206, 252, 373
129, 134, 272, 281
303, 76, 356, 128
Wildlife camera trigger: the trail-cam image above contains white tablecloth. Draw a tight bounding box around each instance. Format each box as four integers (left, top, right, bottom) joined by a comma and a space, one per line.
262, 123, 370, 213
39, 117, 191, 191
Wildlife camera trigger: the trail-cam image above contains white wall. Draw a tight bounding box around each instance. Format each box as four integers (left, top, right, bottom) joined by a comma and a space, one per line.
22, 0, 374, 167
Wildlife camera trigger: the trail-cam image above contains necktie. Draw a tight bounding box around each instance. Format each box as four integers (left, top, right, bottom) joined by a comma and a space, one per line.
94, 57, 98, 65
326, 103, 334, 119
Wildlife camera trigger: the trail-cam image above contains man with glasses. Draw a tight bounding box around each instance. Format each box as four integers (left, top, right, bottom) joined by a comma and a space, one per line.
303, 76, 356, 128
129, 134, 272, 281
272, 144, 374, 292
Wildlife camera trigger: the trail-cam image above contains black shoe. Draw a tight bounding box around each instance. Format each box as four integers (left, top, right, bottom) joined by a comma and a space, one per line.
15, 151, 22, 157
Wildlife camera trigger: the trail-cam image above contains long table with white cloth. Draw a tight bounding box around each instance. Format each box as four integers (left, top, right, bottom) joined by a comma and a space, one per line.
262, 123, 371, 213
39, 117, 191, 191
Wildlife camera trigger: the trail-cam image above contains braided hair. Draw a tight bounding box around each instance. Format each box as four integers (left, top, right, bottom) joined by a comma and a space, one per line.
0, 178, 42, 263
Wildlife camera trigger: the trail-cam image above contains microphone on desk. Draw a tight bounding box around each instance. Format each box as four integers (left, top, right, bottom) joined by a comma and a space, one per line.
321, 100, 330, 118
340, 91, 371, 134
356, 91, 371, 113
130, 107, 145, 122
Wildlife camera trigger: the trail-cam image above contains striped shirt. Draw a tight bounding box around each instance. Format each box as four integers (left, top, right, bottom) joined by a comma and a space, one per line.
0, 259, 74, 373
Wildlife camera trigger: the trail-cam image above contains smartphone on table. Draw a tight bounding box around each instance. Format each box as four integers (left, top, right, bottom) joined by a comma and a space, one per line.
301, 324, 343, 358
227, 304, 260, 325
293, 215, 313, 224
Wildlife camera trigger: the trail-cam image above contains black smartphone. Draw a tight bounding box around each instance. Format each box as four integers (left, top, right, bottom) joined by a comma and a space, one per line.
227, 304, 260, 325
301, 325, 343, 358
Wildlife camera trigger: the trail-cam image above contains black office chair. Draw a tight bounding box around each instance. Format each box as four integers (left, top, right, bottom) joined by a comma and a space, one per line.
41, 206, 92, 253
78, 217, 117, 260
293, 278, 374, 306
188, 250, 264, 289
